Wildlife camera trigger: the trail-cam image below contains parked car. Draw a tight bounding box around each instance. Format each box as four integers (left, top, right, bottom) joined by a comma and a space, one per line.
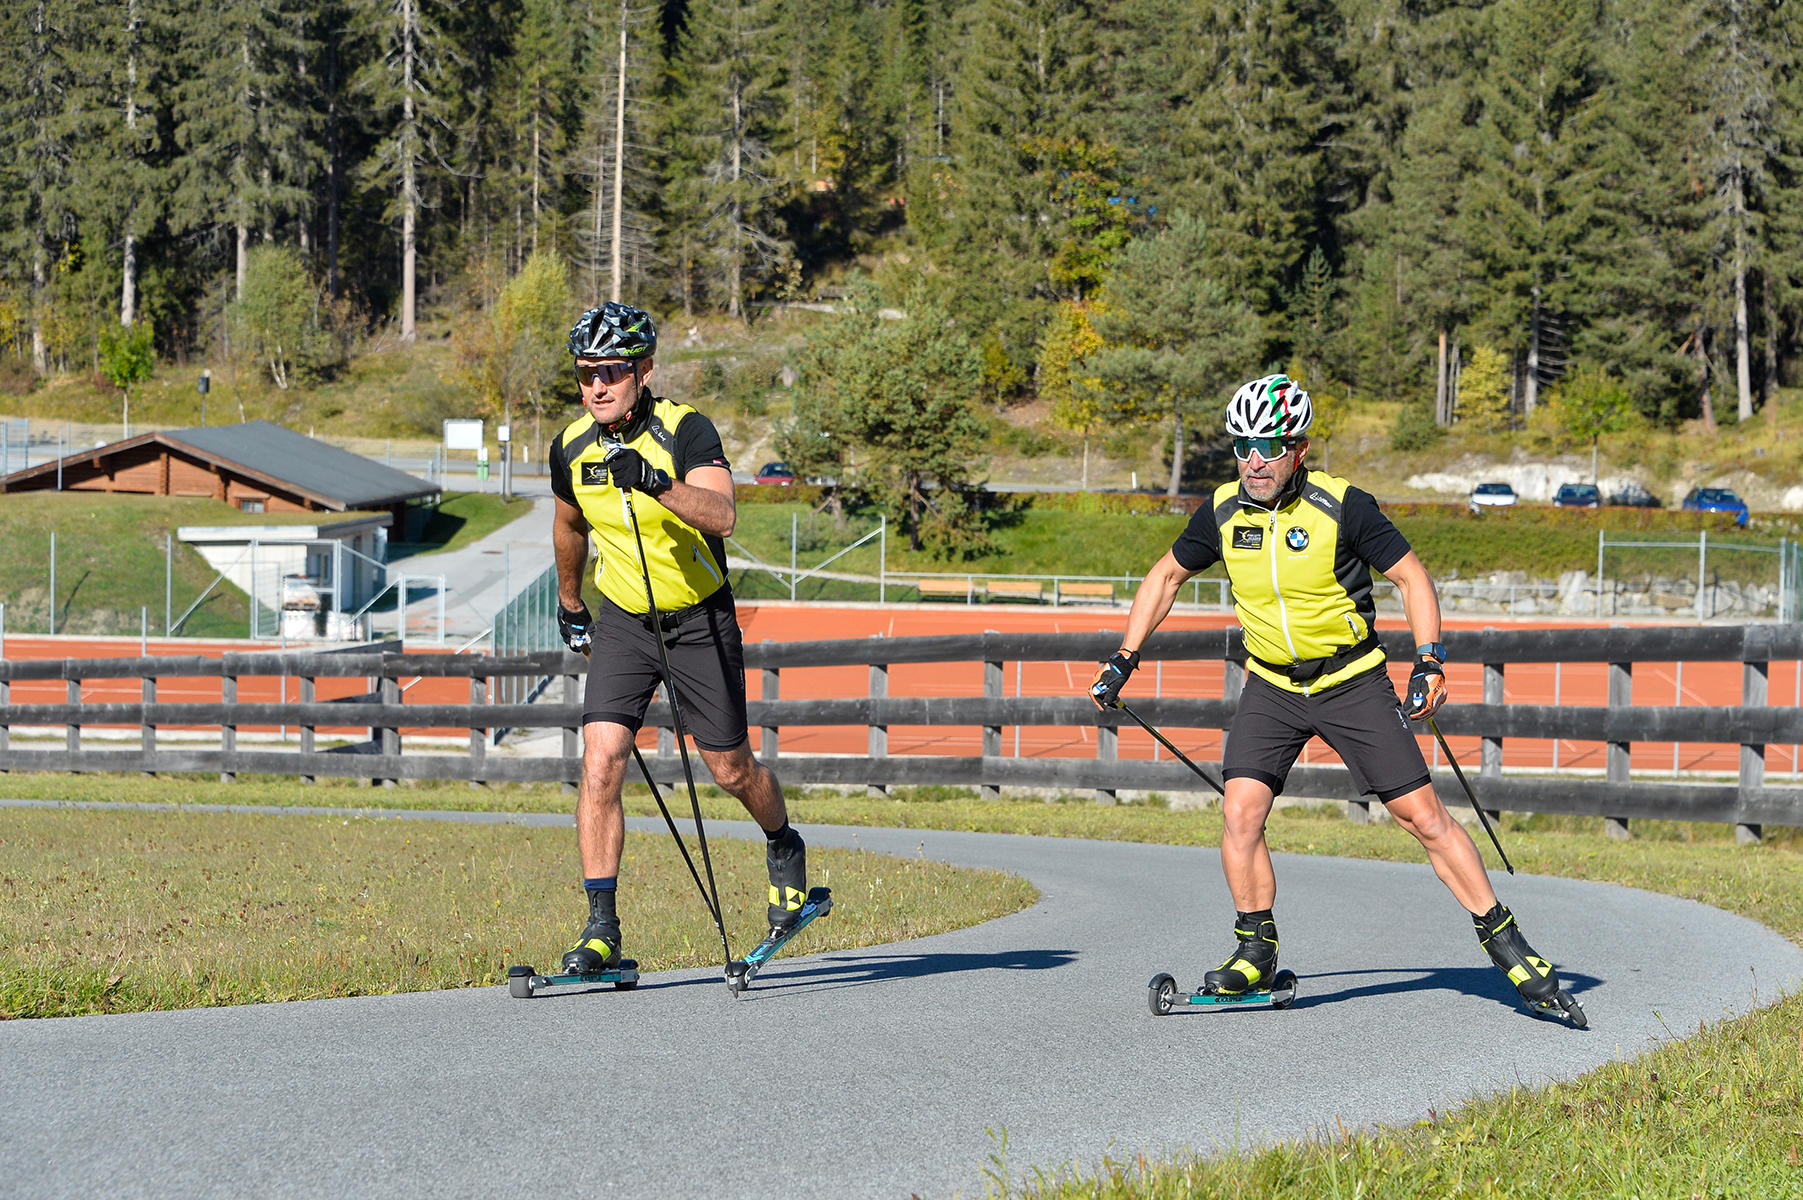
1552, 482, 1602, 509
1469, 482, 1518, 509
753, 461, 796, 486
1607, 482, 1660, 508
1681, 486, 1749, 527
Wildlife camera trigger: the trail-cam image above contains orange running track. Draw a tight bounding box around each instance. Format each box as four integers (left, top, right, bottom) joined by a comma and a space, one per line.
3, 606, 1798, 778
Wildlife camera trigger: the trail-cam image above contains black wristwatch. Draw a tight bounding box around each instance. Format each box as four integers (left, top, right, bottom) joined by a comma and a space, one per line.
1416, 642, 1446, 662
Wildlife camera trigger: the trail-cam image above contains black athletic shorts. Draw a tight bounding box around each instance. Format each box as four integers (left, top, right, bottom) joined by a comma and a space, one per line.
1223, 666, 1431, 802
581, 591, 750, 752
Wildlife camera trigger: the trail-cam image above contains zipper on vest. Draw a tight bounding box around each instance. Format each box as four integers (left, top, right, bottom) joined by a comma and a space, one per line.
1266, 510, 1299, 666
692, 543, 721, 586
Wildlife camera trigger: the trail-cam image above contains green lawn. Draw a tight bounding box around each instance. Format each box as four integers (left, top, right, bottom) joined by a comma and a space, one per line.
389, 490, 533, 559
725, 497, 1787, 601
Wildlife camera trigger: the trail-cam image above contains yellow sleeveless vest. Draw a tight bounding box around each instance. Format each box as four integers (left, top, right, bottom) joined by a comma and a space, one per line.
555, 398, 728, 614
1210, 470, 1387, 694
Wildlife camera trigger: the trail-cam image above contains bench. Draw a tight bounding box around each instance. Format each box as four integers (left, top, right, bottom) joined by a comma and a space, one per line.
914, 578, 974, 603
983, 579, 1046, 604
1053, 581, 1117, 606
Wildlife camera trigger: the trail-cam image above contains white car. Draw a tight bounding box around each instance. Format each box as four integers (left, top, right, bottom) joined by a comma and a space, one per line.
1469, 482, 1518, 509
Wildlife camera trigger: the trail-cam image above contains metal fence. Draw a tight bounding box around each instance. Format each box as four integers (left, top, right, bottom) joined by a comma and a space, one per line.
490, 562, 561, 706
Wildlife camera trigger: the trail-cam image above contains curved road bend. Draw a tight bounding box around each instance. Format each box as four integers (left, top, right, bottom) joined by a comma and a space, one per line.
2, 809, 1799, 1199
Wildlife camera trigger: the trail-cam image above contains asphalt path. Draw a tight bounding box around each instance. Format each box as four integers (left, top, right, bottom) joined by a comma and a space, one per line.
3, 807, 1800, 1199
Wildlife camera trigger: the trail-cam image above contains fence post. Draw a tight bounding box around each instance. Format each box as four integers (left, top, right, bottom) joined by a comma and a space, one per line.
982, 655, 1002, 801
760, 650, 780, 762
0, 671, 8, 771
377, 668, 400, 788
141, 673, 156, 778
220, 665, 236, 783
878, 515, 886, 604
1696, 530, 1708, 621
1094, 715, 1118, 805
1738, 655, 1768, 845
66, 672, 80, 767
562, 670, 581, 795
1478, 655, 1503, 825
868, 644, 888, 798
1604, 660, 1632, 839
1596, 530, 1605, 618
469, 671, 488, 788
300, 674, 315, 785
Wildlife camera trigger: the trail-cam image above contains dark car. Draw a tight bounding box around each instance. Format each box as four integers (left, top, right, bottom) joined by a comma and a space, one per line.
1607, 482, 1660, 508
1553, 483, 1602, 509
753, 461, 796, 486
1681, 486, 1749, 527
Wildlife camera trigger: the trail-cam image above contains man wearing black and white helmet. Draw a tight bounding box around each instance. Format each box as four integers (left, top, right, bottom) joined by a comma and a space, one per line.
546, 301, 807, 977
1090, 373, 1579, 1021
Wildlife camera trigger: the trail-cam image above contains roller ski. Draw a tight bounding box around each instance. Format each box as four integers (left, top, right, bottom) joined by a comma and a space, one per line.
1149, 909, 1297, 1014
507, 960, 639, 998
1476, 903, 1586, 1028
510, 895, 641, 998
725, 886, 832, 999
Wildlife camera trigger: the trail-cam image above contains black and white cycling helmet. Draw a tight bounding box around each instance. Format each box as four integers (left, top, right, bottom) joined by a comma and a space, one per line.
568, 301, 657, 360
1224, 373, 1312, 439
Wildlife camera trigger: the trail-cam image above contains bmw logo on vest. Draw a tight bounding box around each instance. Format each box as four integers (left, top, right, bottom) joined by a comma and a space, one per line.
1285, 526, 1309, 551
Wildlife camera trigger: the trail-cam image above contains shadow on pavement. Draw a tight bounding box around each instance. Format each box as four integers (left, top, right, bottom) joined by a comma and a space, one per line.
1290, 964, 1603, 1012
573, 946, 1079, 999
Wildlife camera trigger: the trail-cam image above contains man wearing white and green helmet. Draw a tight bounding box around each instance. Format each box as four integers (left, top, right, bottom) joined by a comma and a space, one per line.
1090, 373, 1579, 1021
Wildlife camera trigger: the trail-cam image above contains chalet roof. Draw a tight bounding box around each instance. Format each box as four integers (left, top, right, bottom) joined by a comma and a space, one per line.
163, 422, 436, 509
0, 420, 438, 510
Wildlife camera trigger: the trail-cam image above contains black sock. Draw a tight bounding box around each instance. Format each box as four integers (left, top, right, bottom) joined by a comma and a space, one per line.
584, 878, 617, 924
764, 822, 792, 844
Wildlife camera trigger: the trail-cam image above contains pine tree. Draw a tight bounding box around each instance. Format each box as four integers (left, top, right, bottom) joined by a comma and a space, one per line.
1159, 0, 1340, 323
351, 0, 452, 339
943, 0, 1102, 384
1457, 0, 1610, 417
665, 0, 793, 320
1086, 214, 1263, 495
169, 0, 316, 301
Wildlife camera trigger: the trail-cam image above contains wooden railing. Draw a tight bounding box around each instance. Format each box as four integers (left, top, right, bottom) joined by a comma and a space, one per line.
1, 625, 1799, 842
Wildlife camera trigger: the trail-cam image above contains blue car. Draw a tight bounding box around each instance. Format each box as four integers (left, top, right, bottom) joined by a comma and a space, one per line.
1681, 486, 1749, 527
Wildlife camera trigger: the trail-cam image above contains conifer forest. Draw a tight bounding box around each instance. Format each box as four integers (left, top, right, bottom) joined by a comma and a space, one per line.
3, 0, 1800, 452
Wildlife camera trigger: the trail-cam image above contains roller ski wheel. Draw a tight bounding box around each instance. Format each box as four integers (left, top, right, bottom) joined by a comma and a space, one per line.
720, 886, 832, 998
1525, 988, 1587, 1029
1147, 969, 1299, 1014
505, 960, 640, 999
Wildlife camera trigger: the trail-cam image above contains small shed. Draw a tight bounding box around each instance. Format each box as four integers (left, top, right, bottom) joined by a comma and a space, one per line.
0, 420, 439, 537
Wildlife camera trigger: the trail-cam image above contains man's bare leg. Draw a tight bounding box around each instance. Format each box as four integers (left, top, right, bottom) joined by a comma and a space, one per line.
1382, 782, 1498, 914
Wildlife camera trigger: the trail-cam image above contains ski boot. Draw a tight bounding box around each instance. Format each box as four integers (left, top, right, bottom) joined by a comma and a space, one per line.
765, 825, 808, 934
562, 888, 624, 974
1203, 909, 1279, 995
1475, 903, 1586, 1028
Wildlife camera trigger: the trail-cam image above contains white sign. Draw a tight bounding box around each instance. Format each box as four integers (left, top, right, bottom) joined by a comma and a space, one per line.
497, 424, 511, 443
443, 419, 484, 451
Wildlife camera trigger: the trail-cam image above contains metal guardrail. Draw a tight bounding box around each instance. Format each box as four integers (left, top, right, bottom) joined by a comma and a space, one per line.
2, 625, 1799, 840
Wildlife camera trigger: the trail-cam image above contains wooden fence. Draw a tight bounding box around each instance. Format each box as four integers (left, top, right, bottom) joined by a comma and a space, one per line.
1, 625, 1799, 842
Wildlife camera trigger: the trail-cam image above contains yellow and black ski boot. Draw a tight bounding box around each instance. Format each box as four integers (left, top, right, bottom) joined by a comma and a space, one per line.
1203, 909, 1279, 995
765, 824, 808, 933
1475, 903, 1586, 1026
562, 888, 623, 974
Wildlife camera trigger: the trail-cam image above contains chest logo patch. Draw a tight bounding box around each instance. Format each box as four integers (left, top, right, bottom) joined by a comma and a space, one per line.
1285, 526, 1310, 551
1232, 526, 1263, 551
581, 462, 607, 486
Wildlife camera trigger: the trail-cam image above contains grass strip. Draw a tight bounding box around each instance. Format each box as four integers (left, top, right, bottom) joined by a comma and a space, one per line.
0, 805, 1033, 1019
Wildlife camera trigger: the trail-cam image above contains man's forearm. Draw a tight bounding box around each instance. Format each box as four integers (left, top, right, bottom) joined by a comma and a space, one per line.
656, 480, 735, 536
554, 524, 589, 608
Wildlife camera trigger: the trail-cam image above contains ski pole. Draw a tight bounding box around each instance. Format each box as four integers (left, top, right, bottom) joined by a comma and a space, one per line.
1425, 715, 1515, 875
1113, 699, 1226, 797
611, 451, 734, 967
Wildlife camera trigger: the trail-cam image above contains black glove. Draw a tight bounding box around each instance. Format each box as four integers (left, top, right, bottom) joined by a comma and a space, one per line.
1089, 649, 1140, 709
1404, 656, 1447, 719
604, 446, 672, 495
558, 603, 594, 655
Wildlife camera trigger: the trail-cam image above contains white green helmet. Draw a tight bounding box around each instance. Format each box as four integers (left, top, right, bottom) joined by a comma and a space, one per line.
1225, 374, 1313, 439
